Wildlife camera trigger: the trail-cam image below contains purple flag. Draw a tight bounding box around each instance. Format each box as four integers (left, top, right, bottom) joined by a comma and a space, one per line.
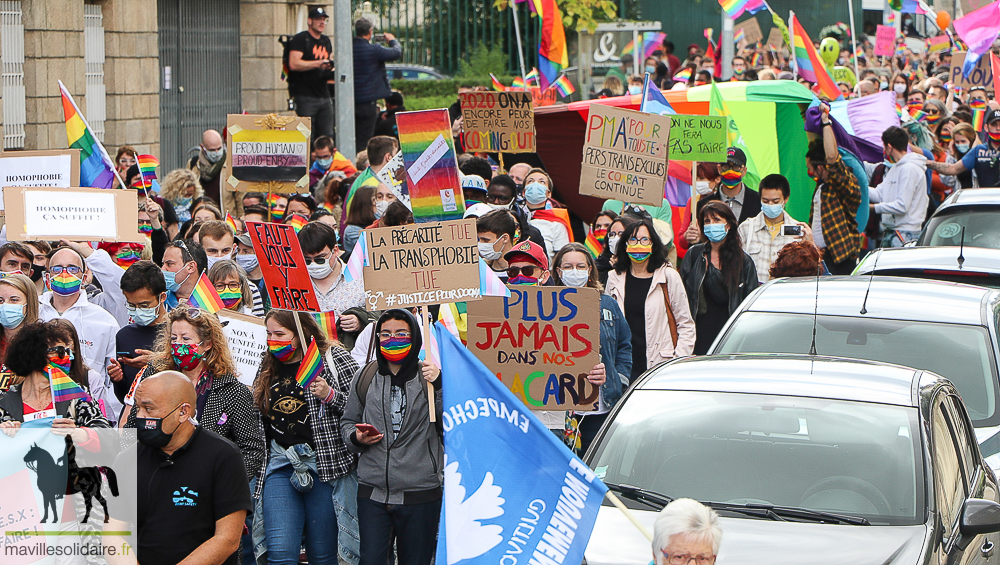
954, 1, 1000, 78
804, 106, 883, 164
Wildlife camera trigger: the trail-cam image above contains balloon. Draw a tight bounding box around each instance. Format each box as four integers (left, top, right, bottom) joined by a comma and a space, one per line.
936, 10, 951, 30
819, 38, 840, 69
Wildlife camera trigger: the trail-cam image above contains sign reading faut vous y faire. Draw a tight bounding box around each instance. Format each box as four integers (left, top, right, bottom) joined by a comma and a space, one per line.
579, 104, 670, 206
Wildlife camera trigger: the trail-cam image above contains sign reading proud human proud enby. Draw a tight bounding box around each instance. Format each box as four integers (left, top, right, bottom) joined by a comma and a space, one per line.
225, 114, 311, 193
245, 221, 321, 312
466, 286, 601, 411
3, 185, 144, 243
579, 104, 670, 206
459, 91, 536, 153
361, 219, 481, 310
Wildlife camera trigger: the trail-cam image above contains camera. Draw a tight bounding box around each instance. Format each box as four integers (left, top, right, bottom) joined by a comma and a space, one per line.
782, 225, 803, 237
373, 33, 386, 42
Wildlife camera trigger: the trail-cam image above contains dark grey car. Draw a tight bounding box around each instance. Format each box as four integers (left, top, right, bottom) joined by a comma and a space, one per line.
583, 355, 1000, 565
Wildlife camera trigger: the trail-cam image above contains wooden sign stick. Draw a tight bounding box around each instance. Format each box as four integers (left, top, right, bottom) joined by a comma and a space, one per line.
423, 305, 436, 422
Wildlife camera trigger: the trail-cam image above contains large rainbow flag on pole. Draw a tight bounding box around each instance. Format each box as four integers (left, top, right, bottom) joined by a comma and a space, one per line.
789, 12, 841, 101
58, 80, 120, 189
528, 0, 568, 90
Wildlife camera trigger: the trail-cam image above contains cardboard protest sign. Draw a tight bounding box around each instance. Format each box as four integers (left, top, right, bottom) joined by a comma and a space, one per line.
766, 28, 784, 50
579, 104, 670, 206
951, 52, 994, 93
466, 286, 601, 411
219, 310, 266, 387
3, 186, 144, 242
374, 151, 411, 209
734, 17, 763, 47
667, 115, 726, 162
361, 219, 480, 310
396, 109, 466, 222
0, 149, 80, 209
245, 221, 321, 312
874, 25, 896, 57
459, 91, 536, 153
529, 86, 558, 107
225, 114, 311, 193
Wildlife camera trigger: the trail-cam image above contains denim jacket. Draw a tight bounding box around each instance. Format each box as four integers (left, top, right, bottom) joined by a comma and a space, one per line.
599, 294, 632, 409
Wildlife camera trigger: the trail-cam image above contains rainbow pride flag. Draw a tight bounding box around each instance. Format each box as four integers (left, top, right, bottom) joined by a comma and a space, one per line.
311, 311, 338, 342
50, 367, 89, 403
584, 231, 603, 258
734, 28, 746, 45
554, 75, 576, 97
490, 73, 506, 92
512, 77, 527, 89
719, 0, 767, 19
225, 212, 239, 234
622, 32, 667, 59
974, 108, 986, 131
396, 109, 466, 222
58, 80, 117, 189
673, 67, 693, 81
286, 213, 309, 233
525, 68, 540, 86
531, 0, 568, 91
790, 12, 841, 101
295, 338, 323, 388
188, 272, 225, 313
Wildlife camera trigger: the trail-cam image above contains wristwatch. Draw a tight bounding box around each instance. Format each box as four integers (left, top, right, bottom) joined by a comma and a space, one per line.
821, 121, 832, 127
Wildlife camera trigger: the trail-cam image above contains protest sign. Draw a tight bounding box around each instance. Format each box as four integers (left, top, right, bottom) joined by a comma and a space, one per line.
466, 286, 601, 411
951, 52, 994, 93
0, 149, 80, 211
766, 28, 784, 50
245, 221, 321, 312
374, 151, 411, 209
529, 86, 558, 107
579, 104, 670, 206
225, 114, 311, 193
874, 25, 896, 57
361, 219, 480, 310
667, 115, 726, 162
396, 109, 466, 222
926, 35, 950, 53
219, 310, 266, 387
3, 186, 144, 242
734, 17, 763, 47
459, 91, 536, 153
961, 0, 993, 14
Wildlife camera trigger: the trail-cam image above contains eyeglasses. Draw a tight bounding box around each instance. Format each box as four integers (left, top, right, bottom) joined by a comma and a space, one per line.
607, 230, 624, 239
47, 346, 72, 358
507, 266, 540, 278
661, 552, 716, 565
304, 252, 332, 265
214, 282, 242, 293
378, 331, 411, 340
926, 109, 940, 116
49, 265, 83, 276
627, 237, 651, 246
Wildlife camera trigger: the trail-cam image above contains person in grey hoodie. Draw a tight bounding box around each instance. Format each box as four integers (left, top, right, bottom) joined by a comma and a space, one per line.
341, 308, 442, 565
869, 126, 929, 248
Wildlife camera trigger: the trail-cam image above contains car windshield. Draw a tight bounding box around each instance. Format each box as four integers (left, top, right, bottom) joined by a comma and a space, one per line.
922, 211, 1000, 249
590, 391, 925, 526
714, 313, 999, 426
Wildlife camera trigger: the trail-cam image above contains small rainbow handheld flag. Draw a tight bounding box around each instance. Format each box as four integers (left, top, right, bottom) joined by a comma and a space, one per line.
584, 231, 603, 259
673, 67, 693, 82
973, 108, 986, 131
511, 76, 526, 89
225, 213, 239, 234
749, 51, 761, 67
137, 154, 159, 189
188, 272, 225, 313
554, 75, 576, 97
490, 73, 506, 92
525, 68, 540, 86
50, 366, 89, 403
311, 311, 338, 341
295, 338, 323, 388
286, 214, 309, 233
734, 28, 746, 45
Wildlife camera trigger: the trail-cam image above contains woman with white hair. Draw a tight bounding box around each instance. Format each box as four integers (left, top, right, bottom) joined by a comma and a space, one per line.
652, 498, 722, 565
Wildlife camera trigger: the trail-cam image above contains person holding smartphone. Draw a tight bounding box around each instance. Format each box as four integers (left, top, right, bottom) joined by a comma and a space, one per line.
736, 174, 812, 283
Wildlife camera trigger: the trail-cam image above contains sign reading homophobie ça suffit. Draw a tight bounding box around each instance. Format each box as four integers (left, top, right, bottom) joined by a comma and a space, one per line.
579, 104, 670, 207
458, 91, 536, 153
3, 186, 144, 243
667, 115, 726, 162
0, 149, 81, 211
219, 310, 267, 387
465, 286, 602, 411
361, 219, 481, 310
245, 221, 321, 312
225, 114, 311, 193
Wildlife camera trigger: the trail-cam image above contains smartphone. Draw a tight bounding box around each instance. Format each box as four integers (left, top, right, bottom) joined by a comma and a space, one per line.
356, 423, 381, 436
373, 33, 386, 42
782, 225, 803, 237
117, 351, 136, 359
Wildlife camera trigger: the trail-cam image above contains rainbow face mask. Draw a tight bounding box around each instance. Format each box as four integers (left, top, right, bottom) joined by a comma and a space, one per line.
267, 339, 297, 362
49, 271, 82, 296
990, 131, 1000, 143
47, 353, 72, 375
719, 169, 743, 188
939, 131, 953, 143
115, 247, 142, 269
380, 337, 412, 363
971, 99, 988, 110
626, 243, 652, 263
139, 223, 154, 236
923, 114, 941, 126
220, 289, 242, 309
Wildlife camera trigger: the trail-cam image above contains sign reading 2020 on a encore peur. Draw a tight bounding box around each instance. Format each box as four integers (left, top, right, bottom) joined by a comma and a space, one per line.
579, 104, 671, 207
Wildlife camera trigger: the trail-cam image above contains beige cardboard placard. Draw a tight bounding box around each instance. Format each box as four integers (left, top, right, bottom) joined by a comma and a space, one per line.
362, 219, 481, 310
459, 91, 536, 153
579, 104, 670, 206
766, 28, 784, 50
225, 114, 312, 194
218, 310, 266, 388
735, 17, 763, 47
466, 286, 602, 411
3, 186, 144, 243
950, 52, 994, 93
0, 149, 81, 212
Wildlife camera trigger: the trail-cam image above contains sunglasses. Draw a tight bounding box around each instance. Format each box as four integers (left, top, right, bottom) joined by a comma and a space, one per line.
170, 306, 204, 321
47, 346, 73, 358
304, 253, 332, 265
507, 266, 540, 278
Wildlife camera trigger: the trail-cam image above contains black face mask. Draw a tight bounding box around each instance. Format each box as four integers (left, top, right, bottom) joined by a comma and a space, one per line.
30, 264, 45, 283
135, 403, 184, 448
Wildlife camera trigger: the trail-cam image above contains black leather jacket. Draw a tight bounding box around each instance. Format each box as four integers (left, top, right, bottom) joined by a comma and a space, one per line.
679, 243, 759, 317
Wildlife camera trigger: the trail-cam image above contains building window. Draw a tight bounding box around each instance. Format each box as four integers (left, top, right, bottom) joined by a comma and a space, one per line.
1, 0, 25, 150
84, 3, 106, 142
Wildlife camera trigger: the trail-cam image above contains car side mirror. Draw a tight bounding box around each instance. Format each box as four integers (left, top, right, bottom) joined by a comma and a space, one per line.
961, 498, 1000, 536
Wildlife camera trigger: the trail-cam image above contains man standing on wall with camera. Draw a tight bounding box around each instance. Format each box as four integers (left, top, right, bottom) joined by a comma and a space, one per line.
288, 7, 335, 139
353, 18, 402, 153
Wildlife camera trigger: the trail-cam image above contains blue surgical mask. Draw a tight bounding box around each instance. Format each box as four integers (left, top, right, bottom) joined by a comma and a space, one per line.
645, 65, 656, 74
524, 182, 548, 206
628, 85, 642, 95
163, 269, 190, 292
704, 223, 728, 243
0, 304, 24, 329
956, 142, 970, 154
883, 159, 894, 170
128, 302, 161, 327
317, 157, 333, 168
176, 196, 192, 208
761, 203, 784, 219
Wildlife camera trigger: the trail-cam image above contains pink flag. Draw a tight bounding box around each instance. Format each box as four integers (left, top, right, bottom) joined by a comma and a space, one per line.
343, 230, 367, 283
479, 259, 510, 298
954, 1, 1000, 77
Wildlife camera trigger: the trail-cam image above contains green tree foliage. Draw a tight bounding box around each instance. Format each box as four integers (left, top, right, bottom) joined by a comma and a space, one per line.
457, 42, 510, 78
491, 0, 617, 33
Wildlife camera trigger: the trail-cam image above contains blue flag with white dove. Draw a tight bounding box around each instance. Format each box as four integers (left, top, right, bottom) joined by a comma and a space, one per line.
434, 323, 608, 565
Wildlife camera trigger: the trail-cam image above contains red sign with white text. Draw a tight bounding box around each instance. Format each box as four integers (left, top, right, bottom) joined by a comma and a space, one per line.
245, 221, 321, 312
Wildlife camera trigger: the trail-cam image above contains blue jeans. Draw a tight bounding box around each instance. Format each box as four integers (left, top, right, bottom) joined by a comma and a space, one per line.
241, 477, 257, 565
331, 469, 361, 565
262, 463, 338, 565
881, 229, 920, 248
357, 496, 440, 565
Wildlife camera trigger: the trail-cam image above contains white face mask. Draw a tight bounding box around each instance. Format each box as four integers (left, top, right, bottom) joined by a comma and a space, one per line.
607, 235, 621, 255
375, 200, 389, 219
560, 268, 589, 288
893, 83, 906, 94
307, 261, 333, 280
695, 180, 714, 196
477, 237, 505, 262
206, 255, 225, 271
